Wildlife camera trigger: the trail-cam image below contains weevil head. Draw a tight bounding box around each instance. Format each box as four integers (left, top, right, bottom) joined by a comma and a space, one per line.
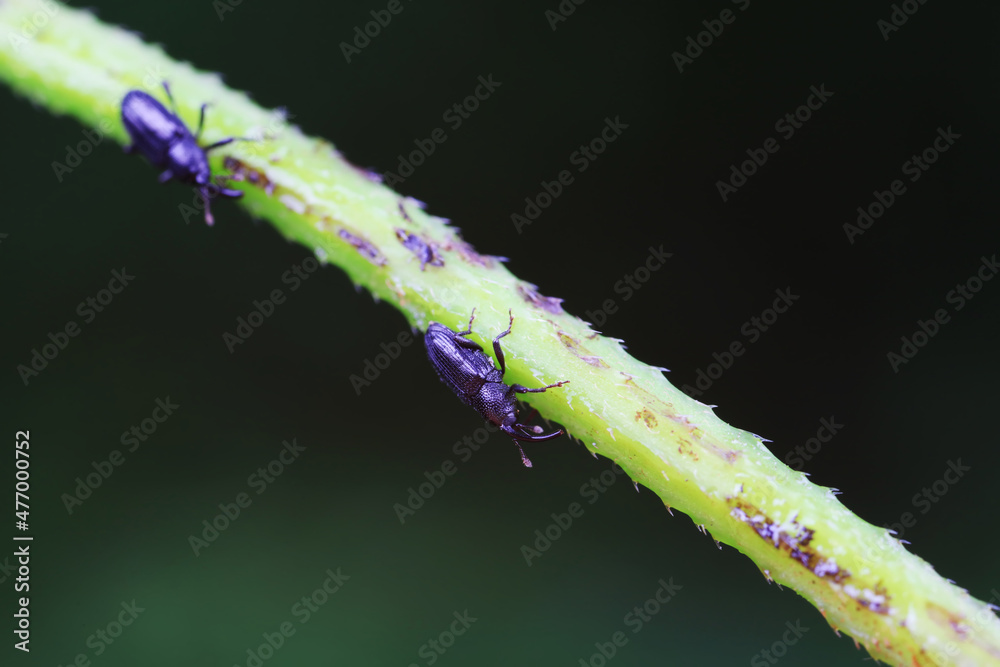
502, 413, 564, 443
500, 413, 563, 468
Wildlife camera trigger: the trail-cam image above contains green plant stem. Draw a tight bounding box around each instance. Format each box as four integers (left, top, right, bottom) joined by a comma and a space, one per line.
2, 1, 998, 664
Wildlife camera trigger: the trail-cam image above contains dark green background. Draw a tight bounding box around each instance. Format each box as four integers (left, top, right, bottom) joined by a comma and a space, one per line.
2, 1, 998, 665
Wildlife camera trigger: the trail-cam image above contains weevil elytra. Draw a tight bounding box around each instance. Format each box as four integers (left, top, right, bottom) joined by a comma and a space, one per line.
121, 82, 242, 225
424, 309, 569, 467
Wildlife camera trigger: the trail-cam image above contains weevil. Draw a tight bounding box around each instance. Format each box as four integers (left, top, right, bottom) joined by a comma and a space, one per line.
424, 309, 569, 467
120, 82, 243, 225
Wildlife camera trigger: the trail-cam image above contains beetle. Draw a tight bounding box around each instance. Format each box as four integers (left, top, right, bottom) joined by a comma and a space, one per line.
424, 309, 569, 467
120, 82, 243, 225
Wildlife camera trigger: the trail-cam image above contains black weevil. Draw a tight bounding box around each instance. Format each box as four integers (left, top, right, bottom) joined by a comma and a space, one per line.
424, 309, 569, 467
120, 82, 243, 225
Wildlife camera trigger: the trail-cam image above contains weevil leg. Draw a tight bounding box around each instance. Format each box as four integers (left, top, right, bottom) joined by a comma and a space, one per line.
448, 310, 484, 351
492, 309, 515, 375
201, 187, 215, 226
511, 424, 565, 442
203, 137, 235, 152
511, 380, 569, 394
205, 136, 259, 152
452, 336, 484, 353
514, 442, 533, 468
456, 308, 476, 337
161, 81, 178, 113
214, 173, 251, 193
195, 103, 208, 140
513, 420, 543, 436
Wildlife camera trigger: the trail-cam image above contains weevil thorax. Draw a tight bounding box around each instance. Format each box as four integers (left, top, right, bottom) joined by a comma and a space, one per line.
167, 138, 210, 183
470, 381, 516, 428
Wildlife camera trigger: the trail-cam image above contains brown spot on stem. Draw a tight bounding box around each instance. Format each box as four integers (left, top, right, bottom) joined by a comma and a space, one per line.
635, 409, 658, 430
395, 228, 443, 271
558, 332, 584, 354
397, 200, 414, 223
517, 283, 564, 314
676, 438, 699, 461
337, 228, 386, 266
558, 332, 610, 368
621, 373, 739, 463
729, 499, 856, 589
440, 235, 504, 268
223, 157, 275, 196
924, 601, 1000, 660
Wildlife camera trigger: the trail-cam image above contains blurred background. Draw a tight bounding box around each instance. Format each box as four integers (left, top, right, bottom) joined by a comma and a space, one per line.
2, 0, 998, 665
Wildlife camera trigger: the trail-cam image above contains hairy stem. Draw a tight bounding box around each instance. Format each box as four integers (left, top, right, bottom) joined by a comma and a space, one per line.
2, 1, 998, 664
